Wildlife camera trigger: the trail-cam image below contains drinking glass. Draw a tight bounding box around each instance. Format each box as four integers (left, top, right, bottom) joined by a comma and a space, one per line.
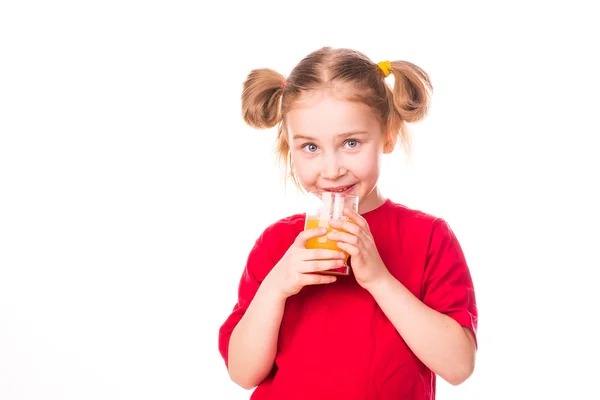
304, 191, 359, 275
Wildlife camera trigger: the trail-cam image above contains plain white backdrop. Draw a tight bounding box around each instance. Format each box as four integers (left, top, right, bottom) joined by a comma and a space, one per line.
1, 1, 599, 399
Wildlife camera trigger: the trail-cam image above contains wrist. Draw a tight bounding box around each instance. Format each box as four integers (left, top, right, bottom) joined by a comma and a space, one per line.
260, 274, 289, 303
363, 269, 395, 295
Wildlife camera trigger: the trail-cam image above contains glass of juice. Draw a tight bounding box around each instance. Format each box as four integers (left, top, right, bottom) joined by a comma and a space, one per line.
304, 191, 359, 276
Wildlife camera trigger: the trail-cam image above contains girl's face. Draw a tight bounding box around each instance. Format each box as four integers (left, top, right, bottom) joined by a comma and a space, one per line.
286, 90, 387, 214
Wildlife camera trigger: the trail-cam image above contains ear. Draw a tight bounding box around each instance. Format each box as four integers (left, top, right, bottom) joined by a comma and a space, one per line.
383, 132, 397, 153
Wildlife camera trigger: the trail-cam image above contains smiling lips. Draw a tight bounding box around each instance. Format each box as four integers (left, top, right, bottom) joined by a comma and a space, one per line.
322, 184, 356, 193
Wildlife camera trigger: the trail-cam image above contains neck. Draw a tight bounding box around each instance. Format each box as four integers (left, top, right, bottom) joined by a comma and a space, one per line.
358, 186, 386, 214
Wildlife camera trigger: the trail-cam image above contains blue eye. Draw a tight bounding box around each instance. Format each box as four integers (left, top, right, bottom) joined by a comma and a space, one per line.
303, 143, 318, 153
345, 139, 360, 148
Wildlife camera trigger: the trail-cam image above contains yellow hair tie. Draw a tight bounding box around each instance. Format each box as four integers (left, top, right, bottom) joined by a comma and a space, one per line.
377, 61, 392, 77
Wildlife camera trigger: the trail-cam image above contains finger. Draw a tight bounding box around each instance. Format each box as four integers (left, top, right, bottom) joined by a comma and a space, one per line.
344, 207, 371, 233
302, 248, 347, 261
336, 241, 360, 257
301, 273, 338, 286
328, 218, 362, 236
299, 259, 346, 273
326, 230, 359, 246
294, 227, 327, 247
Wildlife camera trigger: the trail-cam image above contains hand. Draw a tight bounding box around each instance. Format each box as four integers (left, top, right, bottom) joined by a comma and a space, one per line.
327, 208, 391, 291
263, 227, 347, 299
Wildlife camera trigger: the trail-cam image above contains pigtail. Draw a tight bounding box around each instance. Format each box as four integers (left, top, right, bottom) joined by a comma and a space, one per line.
388, 61, 433, 123
241, 68, 286, 129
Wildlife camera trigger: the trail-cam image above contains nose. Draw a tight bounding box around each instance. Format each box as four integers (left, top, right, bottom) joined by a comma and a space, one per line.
321, 152, 347, 180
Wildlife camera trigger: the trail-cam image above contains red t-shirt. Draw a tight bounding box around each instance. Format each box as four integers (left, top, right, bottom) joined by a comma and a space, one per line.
218, 199, 478, 399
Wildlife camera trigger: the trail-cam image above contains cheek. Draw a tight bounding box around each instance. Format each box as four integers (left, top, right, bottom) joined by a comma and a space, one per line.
292, 154, 319, 181
356, 147, 380, 166
352, 148, 381, 178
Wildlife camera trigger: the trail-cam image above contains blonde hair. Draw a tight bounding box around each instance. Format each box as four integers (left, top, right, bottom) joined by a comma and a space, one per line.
241, 46, 432, 187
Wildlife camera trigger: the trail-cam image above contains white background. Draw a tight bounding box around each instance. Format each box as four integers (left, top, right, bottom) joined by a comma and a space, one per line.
1, 1, 599, 399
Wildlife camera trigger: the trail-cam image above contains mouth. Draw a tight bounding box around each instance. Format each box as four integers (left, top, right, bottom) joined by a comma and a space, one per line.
321, 184, 356, 193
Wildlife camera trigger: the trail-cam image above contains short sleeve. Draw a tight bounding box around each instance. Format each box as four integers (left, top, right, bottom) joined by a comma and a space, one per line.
422, 218, 478, 346
218, 227, 275, 367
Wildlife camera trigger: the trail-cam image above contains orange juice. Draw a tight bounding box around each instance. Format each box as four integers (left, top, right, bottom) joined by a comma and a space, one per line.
304, 216, 350, 275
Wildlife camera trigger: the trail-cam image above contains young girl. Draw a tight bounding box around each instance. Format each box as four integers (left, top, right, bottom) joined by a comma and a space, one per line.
218, 46, 478, 399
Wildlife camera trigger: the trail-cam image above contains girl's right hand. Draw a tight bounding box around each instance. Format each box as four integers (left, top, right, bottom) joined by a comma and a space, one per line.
263, 227, 347, 299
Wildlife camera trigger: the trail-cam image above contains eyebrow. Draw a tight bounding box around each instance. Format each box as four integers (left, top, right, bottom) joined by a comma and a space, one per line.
292, 130, 369, 141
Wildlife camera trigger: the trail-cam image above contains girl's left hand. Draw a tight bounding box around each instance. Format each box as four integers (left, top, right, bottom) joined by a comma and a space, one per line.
327, 207, 391, 291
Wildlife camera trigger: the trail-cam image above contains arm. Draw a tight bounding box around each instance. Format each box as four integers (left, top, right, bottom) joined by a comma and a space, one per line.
329, 212, 478, 386
221, 226, 342, 389
227, 283, 286, 389
366, 274, 476, 385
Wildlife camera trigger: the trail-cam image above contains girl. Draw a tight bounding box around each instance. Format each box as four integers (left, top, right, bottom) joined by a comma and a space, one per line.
218, 46, 478, 399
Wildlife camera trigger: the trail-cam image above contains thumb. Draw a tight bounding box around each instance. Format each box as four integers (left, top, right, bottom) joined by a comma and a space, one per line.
293, 226, 327, 248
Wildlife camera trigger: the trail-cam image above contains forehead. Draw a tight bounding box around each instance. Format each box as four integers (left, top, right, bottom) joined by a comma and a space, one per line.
285, 90, 382, 139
